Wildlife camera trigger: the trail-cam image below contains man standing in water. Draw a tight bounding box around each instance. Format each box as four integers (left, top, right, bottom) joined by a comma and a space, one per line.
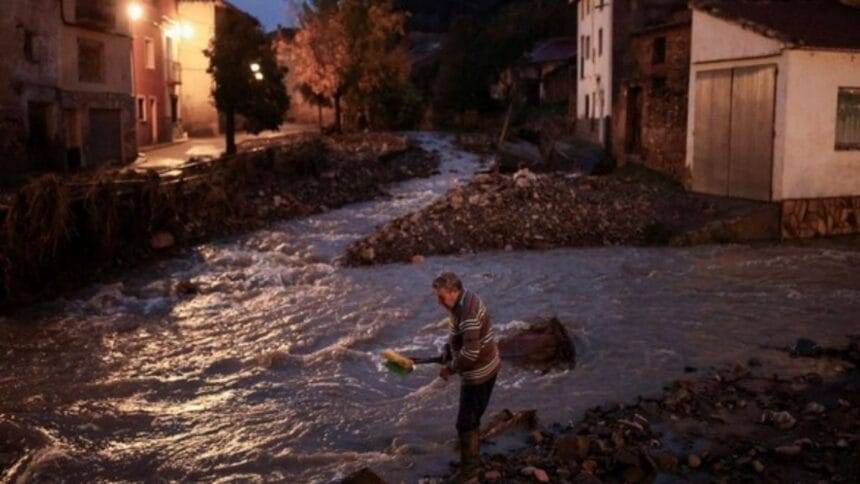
433, 272, 500, 482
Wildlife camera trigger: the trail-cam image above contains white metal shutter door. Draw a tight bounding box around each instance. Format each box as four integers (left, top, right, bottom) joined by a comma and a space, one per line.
692, 69, 732, 196
728, 65, 776, 201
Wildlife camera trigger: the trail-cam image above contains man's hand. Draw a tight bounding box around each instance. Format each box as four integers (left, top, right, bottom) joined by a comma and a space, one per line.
439, 366, 453, 381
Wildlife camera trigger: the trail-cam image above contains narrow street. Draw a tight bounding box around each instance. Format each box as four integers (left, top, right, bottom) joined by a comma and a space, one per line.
133, 124, 318, 172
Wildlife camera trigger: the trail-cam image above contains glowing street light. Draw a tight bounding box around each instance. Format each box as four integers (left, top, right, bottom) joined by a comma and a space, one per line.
254, 72, 264, 81
127, 2, 144, 21
250, 63, 261, 73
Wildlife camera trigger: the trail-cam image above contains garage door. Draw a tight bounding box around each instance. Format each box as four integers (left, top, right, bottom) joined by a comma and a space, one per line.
692, 65, 776, 201
86, 108, 122, 166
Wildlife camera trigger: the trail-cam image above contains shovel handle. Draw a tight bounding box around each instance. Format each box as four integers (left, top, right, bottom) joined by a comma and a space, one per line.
410, 355, 444, 365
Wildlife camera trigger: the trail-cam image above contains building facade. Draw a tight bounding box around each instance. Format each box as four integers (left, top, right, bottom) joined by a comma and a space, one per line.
613, 13, 690, 181
131, 0, 186, 148
176, 0, 256, 137
686, 0, 860, 238
176, 0, 219, 137
575, 0, 687, 154
1, 0, 137, 174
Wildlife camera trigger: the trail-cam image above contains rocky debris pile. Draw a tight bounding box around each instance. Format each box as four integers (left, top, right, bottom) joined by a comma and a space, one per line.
344, 169, 733, 266
325, 132, 412, 162
438, 337, 860, 483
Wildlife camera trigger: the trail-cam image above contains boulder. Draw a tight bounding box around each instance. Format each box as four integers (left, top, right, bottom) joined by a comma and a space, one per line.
513, 168, 538, 189
498, 317, 576, 369
342, 467, 387, 484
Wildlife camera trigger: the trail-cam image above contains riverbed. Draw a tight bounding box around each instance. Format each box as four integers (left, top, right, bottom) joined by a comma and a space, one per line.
1, 133, 859, 483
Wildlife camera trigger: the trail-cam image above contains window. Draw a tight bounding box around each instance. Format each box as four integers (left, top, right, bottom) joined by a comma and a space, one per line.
24, 30, 38, 63
652, 36, 667, 65
137, 96, 147, 122
145, 38, 155, 69
598, 29, 603, 57
78, 38, 104, 83
584, 94, 590, 118
836, 87, 860, 150
580, 36, 585, 78
585, 36, 590, 60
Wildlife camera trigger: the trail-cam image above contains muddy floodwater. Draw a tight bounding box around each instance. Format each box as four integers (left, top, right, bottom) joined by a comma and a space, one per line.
2, 134, 859, 483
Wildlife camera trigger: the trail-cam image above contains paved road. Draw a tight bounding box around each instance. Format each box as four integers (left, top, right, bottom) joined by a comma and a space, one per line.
133, 124, 318, 172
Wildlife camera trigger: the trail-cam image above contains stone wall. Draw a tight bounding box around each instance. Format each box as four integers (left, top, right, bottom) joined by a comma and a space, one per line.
613, 21, 691, 182
781, 196, 860, 239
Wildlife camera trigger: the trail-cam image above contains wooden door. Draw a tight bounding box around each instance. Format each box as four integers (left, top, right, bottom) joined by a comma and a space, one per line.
692, 69, 732, 195
728, 65, 776, 200
86, 109, 122, 165
691, 65, 776, 200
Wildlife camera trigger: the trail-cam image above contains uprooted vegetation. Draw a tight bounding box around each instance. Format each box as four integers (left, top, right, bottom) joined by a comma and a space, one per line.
0, 133, 438, 310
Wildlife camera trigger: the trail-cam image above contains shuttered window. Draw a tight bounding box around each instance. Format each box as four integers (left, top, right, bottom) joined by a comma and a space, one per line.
836, 87, 860, 150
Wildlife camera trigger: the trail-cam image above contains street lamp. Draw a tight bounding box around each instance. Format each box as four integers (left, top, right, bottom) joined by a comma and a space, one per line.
250, 63, 261, 73
127, 2, 144, 21
254, 72, 264, 81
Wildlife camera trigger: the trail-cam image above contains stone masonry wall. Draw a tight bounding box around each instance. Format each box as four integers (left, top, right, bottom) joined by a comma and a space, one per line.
782, 196, 860, 239
614, 22, 690, 182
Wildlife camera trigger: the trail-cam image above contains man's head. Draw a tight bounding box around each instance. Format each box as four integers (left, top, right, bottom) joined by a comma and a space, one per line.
433, 272, 463, 310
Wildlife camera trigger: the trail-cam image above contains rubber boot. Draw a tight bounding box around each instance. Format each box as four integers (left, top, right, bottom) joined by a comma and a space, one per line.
455, 430, 480, 484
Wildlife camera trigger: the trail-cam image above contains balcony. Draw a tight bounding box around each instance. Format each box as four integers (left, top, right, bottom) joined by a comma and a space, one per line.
74, 1, 117, 31
167, 61, 182, 85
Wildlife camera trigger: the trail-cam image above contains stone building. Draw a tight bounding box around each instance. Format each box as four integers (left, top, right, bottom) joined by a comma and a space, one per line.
130, 0, 187, 148
0, 0, 137, 175
687, 0, 860, 238
613, 11, 691, 181
574, 0, 687, 152
524, 37, 577, 107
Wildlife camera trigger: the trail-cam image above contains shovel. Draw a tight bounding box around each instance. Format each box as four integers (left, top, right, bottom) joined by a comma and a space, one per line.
381, 349, 444, 376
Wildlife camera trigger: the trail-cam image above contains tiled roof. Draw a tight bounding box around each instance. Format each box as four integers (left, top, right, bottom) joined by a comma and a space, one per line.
527, 37, 577, 64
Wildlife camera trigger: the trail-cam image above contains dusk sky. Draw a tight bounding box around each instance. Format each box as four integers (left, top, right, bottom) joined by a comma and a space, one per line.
231, 0, 300, 31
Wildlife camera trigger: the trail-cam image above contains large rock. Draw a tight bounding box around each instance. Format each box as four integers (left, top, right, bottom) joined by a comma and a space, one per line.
498, 317, 576, 369
341, 467, 387, 484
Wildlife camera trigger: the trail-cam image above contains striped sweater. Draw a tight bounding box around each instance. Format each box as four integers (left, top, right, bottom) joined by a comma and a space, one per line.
446, 290, 500, 385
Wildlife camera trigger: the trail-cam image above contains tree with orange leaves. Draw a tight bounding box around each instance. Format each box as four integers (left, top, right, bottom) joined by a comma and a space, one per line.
291, 0, 411, 132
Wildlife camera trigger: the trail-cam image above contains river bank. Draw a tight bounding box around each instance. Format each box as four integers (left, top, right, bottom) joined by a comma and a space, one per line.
0, 133, 438, 310
426, 337, 859, 484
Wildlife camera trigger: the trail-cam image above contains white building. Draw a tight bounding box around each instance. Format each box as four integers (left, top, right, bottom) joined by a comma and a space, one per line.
575, 0, 613, 146
575, 0, 688, 151
686, 0, 860, 237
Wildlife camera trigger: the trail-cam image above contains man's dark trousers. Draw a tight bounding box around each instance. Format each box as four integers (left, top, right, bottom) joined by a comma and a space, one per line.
456, 375, 497, 433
